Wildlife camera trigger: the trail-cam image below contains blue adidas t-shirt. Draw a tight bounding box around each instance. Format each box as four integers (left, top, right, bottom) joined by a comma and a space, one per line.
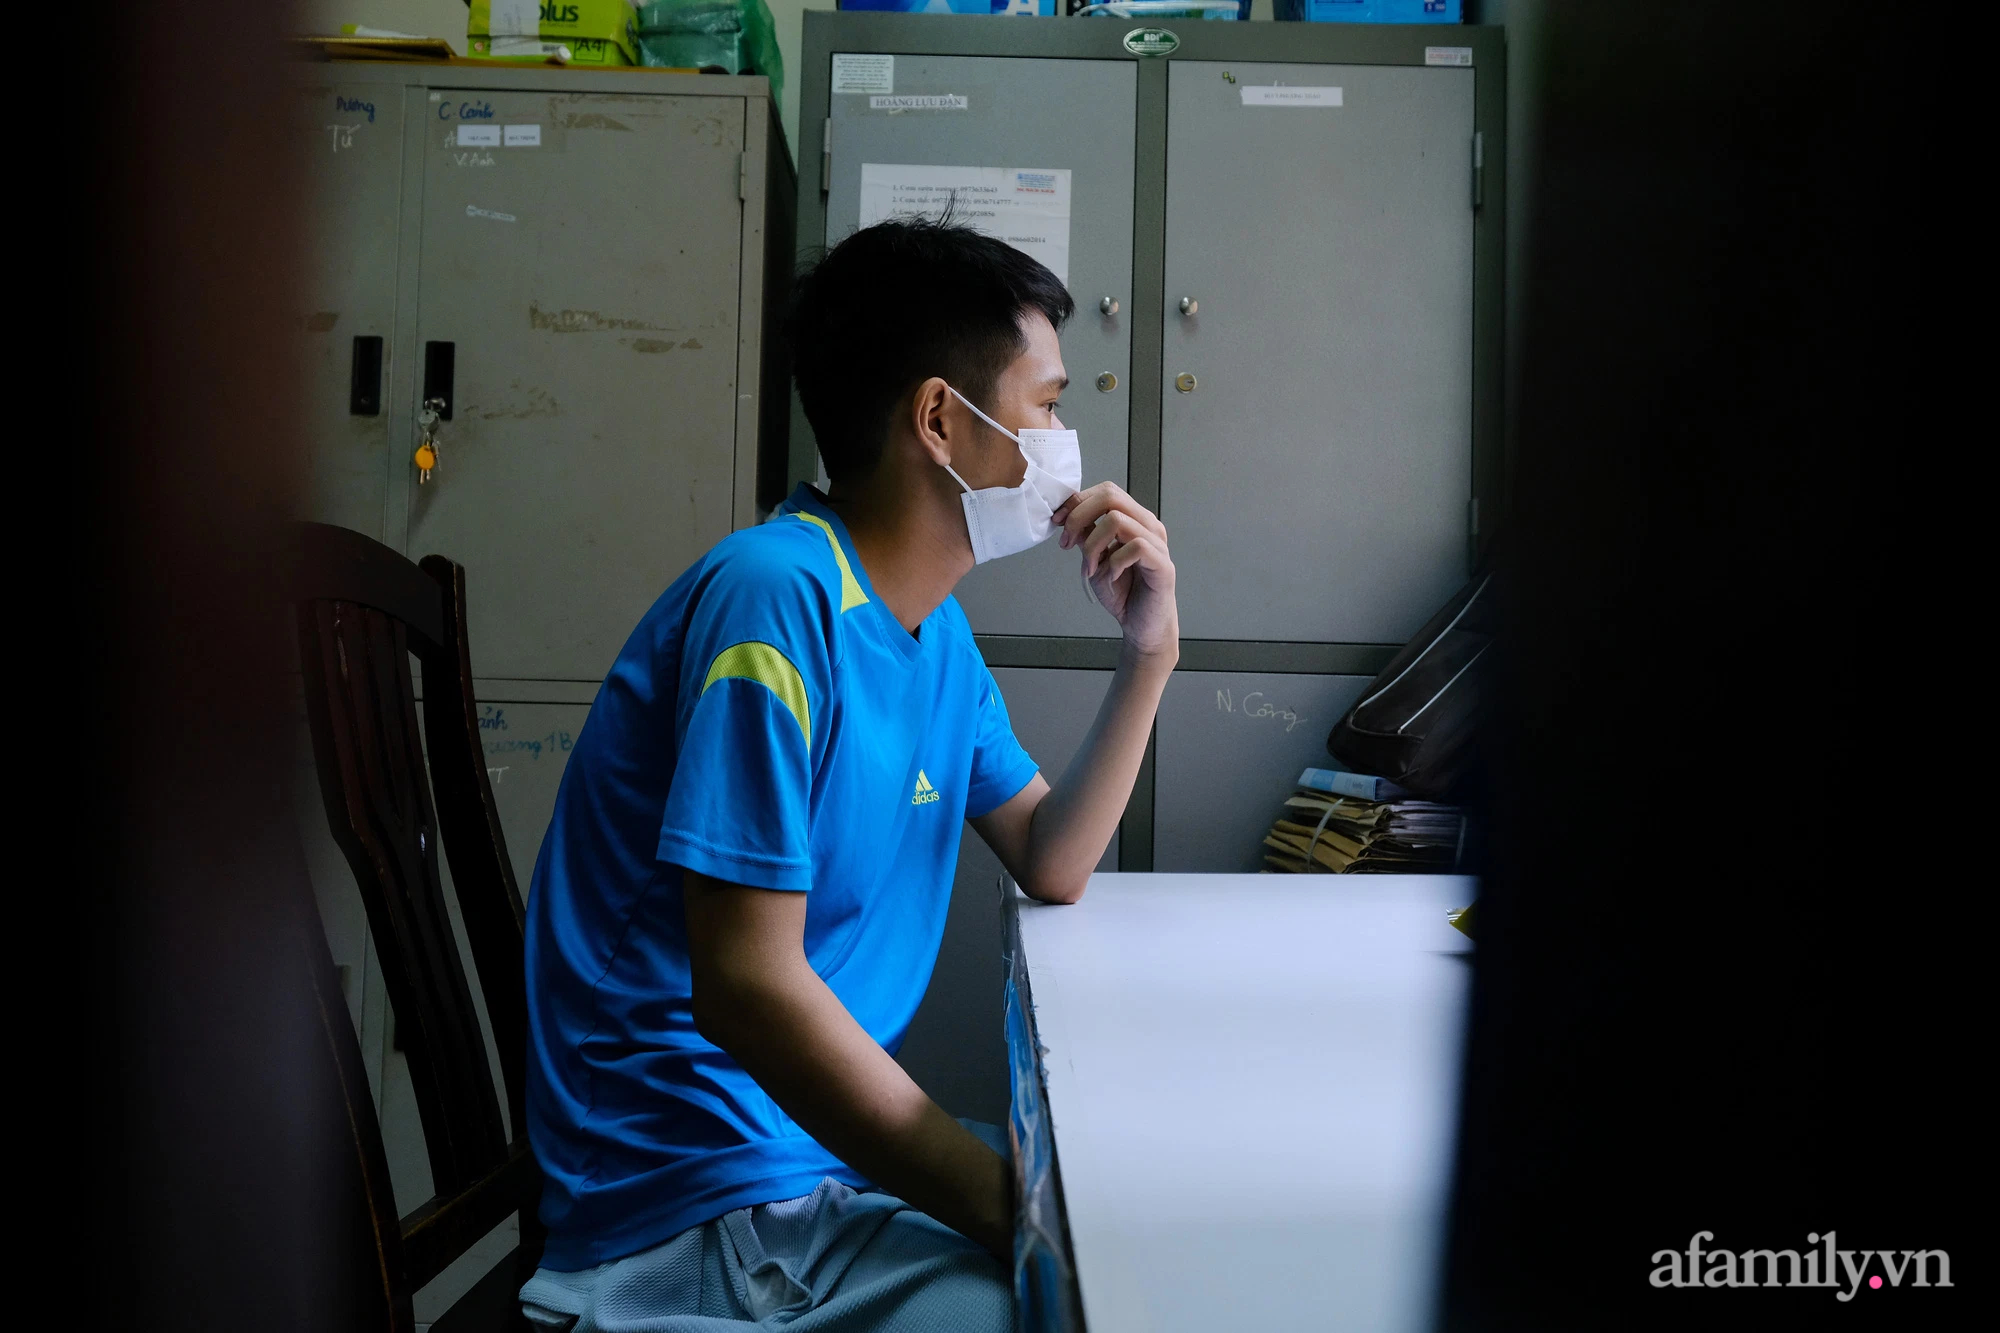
523, 484, 1040, 1270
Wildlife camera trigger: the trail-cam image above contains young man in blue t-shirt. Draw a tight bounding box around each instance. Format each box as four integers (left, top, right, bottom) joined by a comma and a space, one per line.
518, 219, 1179, 1329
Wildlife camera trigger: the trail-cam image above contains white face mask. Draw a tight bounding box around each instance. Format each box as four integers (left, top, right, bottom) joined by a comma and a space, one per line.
942, 385, 1083, 565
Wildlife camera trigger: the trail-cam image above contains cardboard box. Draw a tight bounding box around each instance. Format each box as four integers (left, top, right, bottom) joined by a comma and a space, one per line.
468, 1, 640, 64
467, 34, 635, 65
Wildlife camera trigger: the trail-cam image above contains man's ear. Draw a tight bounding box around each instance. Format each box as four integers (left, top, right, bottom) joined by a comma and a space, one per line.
909, 377, 956, 467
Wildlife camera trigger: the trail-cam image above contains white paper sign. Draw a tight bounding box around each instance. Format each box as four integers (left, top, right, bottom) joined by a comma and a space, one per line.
869, 94, 968, 112
1240, 86, 1343, 108
859, 164, 1072, 285
457, 124, 502, 146
488, 0, 539, 37
832, 53, 894, 94
1425, 46, 1474, 66
503, 123, 541, 147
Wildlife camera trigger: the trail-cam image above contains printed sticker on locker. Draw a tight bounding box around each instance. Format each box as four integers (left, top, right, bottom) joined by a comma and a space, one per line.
832, 53, 895, 94
859, 163, 1072, 285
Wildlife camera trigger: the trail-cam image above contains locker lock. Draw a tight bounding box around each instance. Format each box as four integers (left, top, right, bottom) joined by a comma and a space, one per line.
1179, 297, 1199, 317
1099, 296, 1120, 316
1175, 372, 1198, 394
1096, 372, 1118, 392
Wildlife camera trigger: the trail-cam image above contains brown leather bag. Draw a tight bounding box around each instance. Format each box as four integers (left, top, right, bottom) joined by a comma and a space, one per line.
1327, 570, 1493, 799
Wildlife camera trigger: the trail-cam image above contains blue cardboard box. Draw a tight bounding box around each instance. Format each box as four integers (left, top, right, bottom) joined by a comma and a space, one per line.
836, 1, 1059, 14
1275, 0, 1462, 21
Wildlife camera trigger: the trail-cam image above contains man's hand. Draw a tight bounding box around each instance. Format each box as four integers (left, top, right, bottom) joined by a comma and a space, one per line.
972, 488, 1178, 905
1055, 483, 1179, 662
682, 871, 1015, 1259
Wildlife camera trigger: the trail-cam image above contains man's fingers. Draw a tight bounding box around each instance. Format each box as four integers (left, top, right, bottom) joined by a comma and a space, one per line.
1101, 534, 1172, 586
1071, 483, 1164, 541
1082, 514, 1165, 578
1086, 535, 1173, 599
1059, 483, 1166, 549
1080, 512, 1147, 574
1058, 493, 1105, 549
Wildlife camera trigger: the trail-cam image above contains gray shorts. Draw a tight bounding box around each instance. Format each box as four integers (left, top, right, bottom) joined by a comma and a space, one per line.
520, 1121, 1014, 1332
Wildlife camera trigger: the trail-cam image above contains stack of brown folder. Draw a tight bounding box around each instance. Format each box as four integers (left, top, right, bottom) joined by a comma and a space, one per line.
1262, 789, 1465, 874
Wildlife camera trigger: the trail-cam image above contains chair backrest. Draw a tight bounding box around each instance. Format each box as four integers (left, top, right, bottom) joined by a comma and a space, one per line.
291, 521, 541, 1320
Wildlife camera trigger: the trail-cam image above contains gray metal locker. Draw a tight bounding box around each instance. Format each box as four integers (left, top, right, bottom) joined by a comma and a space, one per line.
897, 666, 1117, 1124
410, 88, 753, 682
290, 61, 793, 962
289, 60, 794, 1320
799, 15, 1504, 872
462, 695, 595, 893
292, 62, 793, 686
1153, 670, 1373, 873
295, 72, 406, 541
1162, 60, 1476, 645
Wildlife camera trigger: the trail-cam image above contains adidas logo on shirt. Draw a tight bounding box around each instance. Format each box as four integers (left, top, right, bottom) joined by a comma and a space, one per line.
911, 770, 941, 806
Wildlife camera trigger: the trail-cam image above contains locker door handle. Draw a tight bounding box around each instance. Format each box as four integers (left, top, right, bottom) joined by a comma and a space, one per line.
423, 341, 456, 421
348, 336, 382, 416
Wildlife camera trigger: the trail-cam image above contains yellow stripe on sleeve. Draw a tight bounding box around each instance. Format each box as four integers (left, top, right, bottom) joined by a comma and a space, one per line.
790, 512, 869, 613
702, 641, 811, 746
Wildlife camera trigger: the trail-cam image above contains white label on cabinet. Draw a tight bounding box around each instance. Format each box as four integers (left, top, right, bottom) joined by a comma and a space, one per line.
832, 53, 894, 94
869, 94, 968, 112
859, 164, 1071, 285
504, 123, 542, 147
457, 124, 502, 147
1240, 86, 1342, 108
1425, 46, 1474, 66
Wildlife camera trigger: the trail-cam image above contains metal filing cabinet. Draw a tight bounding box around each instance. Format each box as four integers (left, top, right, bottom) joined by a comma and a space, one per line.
797, 13, 1504, 876
1162, 59, 1476, 645
297, 69, 405, 541
800, 15, 1501, 1121
1153, 670, 1375, 873
290, 60, 794, 1317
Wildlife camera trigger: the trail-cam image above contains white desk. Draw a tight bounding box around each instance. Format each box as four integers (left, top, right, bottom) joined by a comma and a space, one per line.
1008, 873, 1475, 1333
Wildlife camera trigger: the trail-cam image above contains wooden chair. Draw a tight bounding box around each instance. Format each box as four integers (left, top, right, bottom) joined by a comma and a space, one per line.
291, 520, 545, 1331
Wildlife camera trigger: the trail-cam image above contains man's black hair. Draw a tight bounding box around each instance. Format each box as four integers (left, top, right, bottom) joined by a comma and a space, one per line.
785, 216, 1074, 484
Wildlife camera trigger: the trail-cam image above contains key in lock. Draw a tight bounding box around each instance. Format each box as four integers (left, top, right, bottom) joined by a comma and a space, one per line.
413, 398, 445, 483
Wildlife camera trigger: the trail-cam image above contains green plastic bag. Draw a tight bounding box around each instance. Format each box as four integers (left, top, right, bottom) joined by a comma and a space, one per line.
637, 0, 783, 110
